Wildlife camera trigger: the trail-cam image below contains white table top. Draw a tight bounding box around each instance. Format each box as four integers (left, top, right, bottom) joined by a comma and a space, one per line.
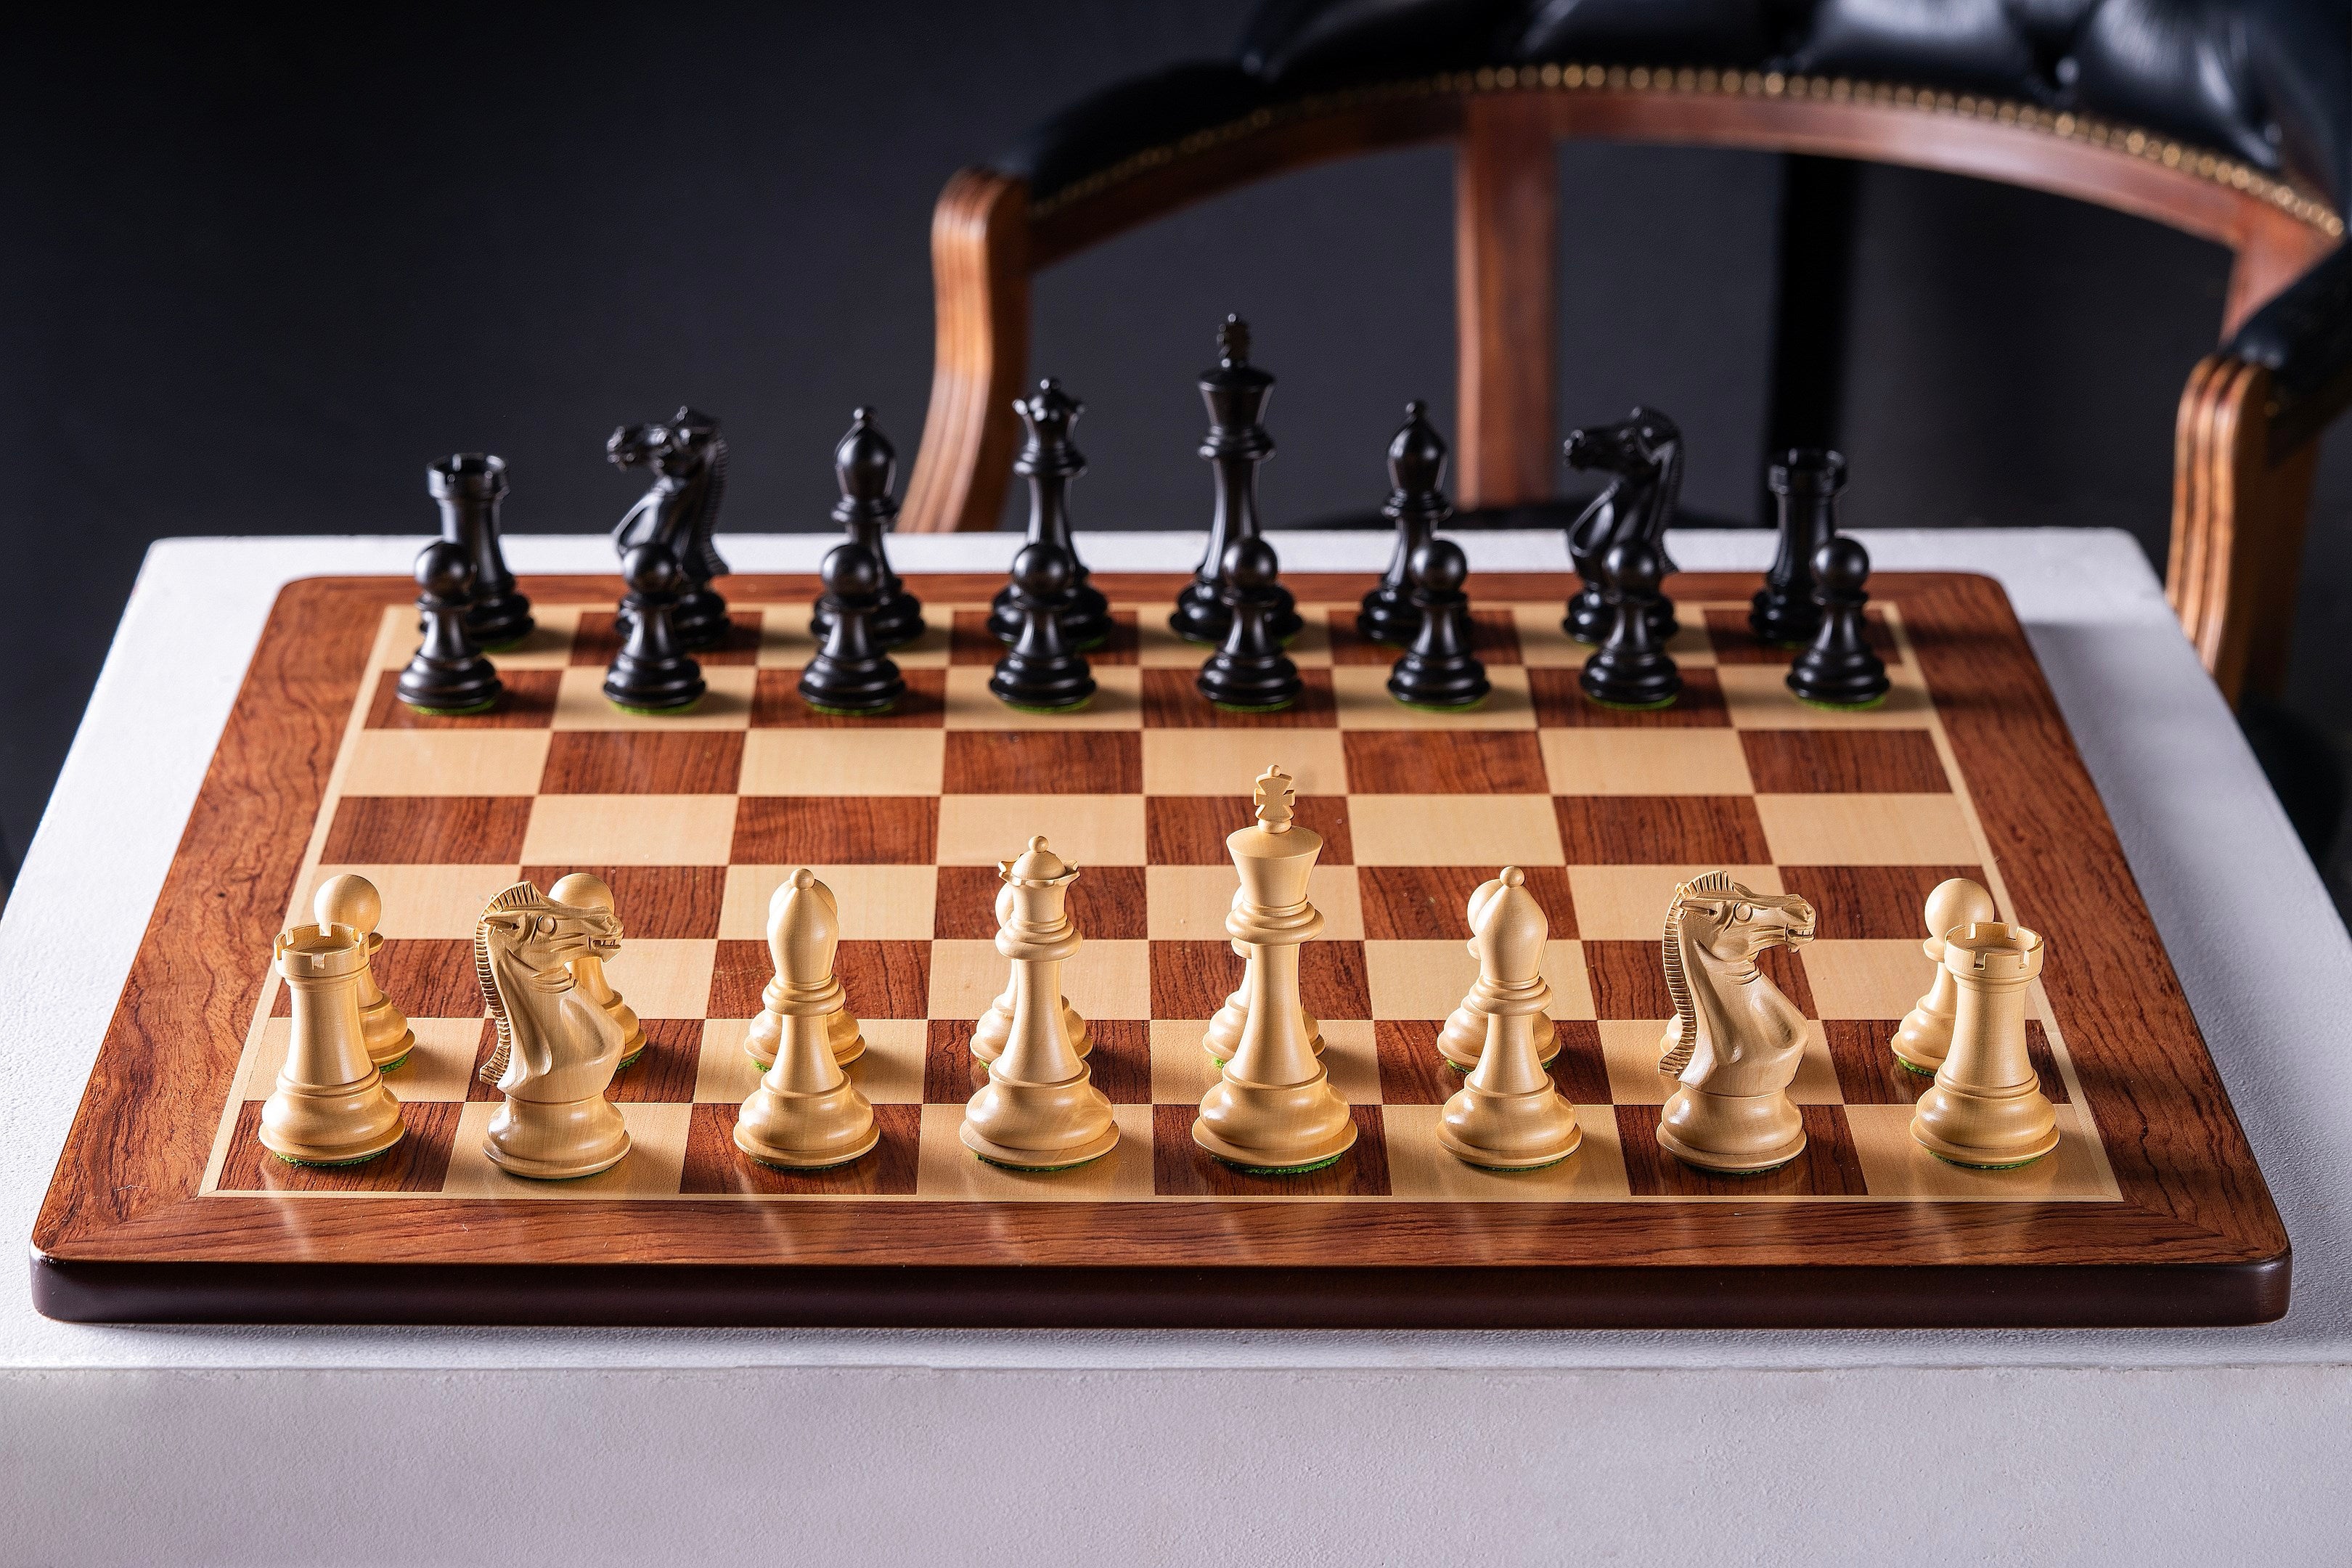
6, 528, 2347, 1563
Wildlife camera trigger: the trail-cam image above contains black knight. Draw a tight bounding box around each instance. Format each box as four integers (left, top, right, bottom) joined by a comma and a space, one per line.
1561, 407, 1683, 644
608, 407, 732, 648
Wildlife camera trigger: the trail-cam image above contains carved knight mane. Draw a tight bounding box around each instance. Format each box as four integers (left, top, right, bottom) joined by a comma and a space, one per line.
473, 881, 622, 1091
1564, 407, 1685, 578
1656, 874, 1816, 1095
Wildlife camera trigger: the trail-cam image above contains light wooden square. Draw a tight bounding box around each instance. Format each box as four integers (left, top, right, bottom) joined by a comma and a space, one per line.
1140, 730, 1347, 796
1598, 1018, 1677, 1103
1142, 865, 1360, 940
1381, 1104, 1632, 1199
926, 938, 1148, 1021
1801, 939, 1935, 1020
1285, 605, 1334, 668
1717, 662, 1934, 728
442, 1101, 692, 1197
936, 793, 1146, 866
719, 865, 938, 940
520, 794, 738, 867
913, 1103, 1156, 1199
601, 938, 716, 1019
1331, 665, 1535, 729
1540, 730, 1753, 796
339, 730, 552, 796
1150, 1018, 1220, 1103
1364, 939, 1591, 1019
1508, 605, 1712, 669
373, 604, 584, 671
237, 1015, 484, 1103
754, 603, 817, 669
1349, 793, 1564, 867
693, 1018, 763, 1102
1136, 614, 1213, 669
1318, 1018, 1382, 1103
942, 666, 1143, 729
1756, 793, 1980, 865
738, 729, 944, 796
1564, 865, 1781, 940
550, 665, 756, 730
305, 863, 523, 939
1845, 1103, 2119, 1201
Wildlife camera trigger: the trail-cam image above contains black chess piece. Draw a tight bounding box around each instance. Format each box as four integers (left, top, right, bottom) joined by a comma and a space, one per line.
1580, 538, 1682, 710
603, 542, 706, 714
989, 380, 1111, 650
1787, 534, 1891, 708
1752, 449, 1847, 647
799, 540, 907, 716
397, 540, 503, 714
1387, 536, 1489, 710
1172, 316, 1299, 645
1358, 400, 1450, 645
429, 453, 532, 650
809, 408, 925, 649
1199, 537, 1304, 711
606, 412, 733, 651
990, 542, 1095, 712
1559, 409, 1681, 645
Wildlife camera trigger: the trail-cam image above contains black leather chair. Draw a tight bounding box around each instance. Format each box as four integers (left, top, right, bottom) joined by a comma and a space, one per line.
899, 0, 2350, 705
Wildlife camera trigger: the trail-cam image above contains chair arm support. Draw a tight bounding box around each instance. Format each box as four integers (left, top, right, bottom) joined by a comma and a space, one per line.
2225, 241, 2352, 452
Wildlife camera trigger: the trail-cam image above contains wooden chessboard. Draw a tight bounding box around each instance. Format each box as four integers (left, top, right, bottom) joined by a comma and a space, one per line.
30, 570, 2287, 1328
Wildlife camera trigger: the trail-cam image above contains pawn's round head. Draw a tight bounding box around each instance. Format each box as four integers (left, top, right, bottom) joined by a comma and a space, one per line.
1408, 535, 1468, 594
1601, 537, 1663, 595
548, 871, 615, 913
1812, 534, 1871, 594
415, 539, 474, 598
822, 541, 882, 598
1222, 535, 1278, 591
1924, 877, 1997, 944
622, 542, 684, 595
1012, 542, 1073, 596
313, 873, 381, 937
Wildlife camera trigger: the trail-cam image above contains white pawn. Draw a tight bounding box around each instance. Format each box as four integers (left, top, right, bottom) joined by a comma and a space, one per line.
746, 875, 865, 1070
312, 873, 414, 1071
1890, 877, 1998, 1075
1440, 867, 1580, 1168
547, 873, 647, 1070
737, 870, 878, 1168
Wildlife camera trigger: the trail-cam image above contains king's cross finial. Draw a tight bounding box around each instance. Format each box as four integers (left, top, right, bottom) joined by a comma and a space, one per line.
1217, 314, 1251, 367
1253, 764, 1295, 831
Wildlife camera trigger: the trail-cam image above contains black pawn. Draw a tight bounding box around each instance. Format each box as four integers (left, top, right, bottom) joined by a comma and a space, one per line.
428, 454, 533, 650
1580, 539, 1681, 711
398, 540, 502, 714
1199, 537, 1304, 711
812, 408, 925, 649
799, 541, 906, 716
989, 380, 1111, 650
1359, 400, 1450, 645
1387, 536, 1489, 710
1752, 449, 1847, 647
1787, 535, 1890, 708
990, 542, 1095, 712
1172, 315, 1299, 645
603, 542, 706, 714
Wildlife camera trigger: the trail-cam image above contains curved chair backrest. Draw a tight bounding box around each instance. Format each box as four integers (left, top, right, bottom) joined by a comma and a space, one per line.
902, 0, 2349, 701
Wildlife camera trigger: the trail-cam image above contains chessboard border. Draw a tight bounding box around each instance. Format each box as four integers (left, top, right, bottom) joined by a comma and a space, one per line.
29, 571, 2290, 1328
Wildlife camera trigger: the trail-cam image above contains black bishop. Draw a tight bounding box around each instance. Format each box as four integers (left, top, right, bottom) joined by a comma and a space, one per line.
811, 409, 924, 649
1358, 401, 1450, 645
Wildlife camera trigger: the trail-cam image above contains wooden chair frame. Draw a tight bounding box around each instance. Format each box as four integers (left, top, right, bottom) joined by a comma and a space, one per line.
901, 66, 2344, 701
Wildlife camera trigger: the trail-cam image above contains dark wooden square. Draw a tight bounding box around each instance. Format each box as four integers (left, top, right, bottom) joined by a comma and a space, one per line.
924, 1019, 985, 1103
1358, 865, 1579, 940
1527, 666, 1729, 728
678, 1103, 920, 1195
282, 938, 475, 1021
1342, 730, 1548, 793
322, 796, 532, 865
573, 611, 760, 668
539, 730, 744, 794
1583, 939, 1674, 1021
1369, 1019, 1603, 1104
1083, 1019, 1153, 1104
748, 667, 947, 727
216, 1101, 461, 1193
1151, 1104, 1390, 1196
942, 730, 1143, 794
1826, 1019, 2067, 1104
1140, 667, 1338, 727
1775, 865, 1987, 939
606, 1018, 703, 1101
931, 863, 1146, 939
706, 938, 928, 1020
1616, 1103, 1867, 1196
1739, 730, 1948, 793
364, 669, 560, 730
516, 865, 726, 940
1553, 796, 1771, 864
730, 796, 939, 864
1144, 796, 1352, 865
1150, 940, 1238, 1019
1327, 608, 1522, 666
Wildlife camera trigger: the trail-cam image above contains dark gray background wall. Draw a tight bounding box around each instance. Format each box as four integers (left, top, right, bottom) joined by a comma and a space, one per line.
4, 2, 2345, 875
